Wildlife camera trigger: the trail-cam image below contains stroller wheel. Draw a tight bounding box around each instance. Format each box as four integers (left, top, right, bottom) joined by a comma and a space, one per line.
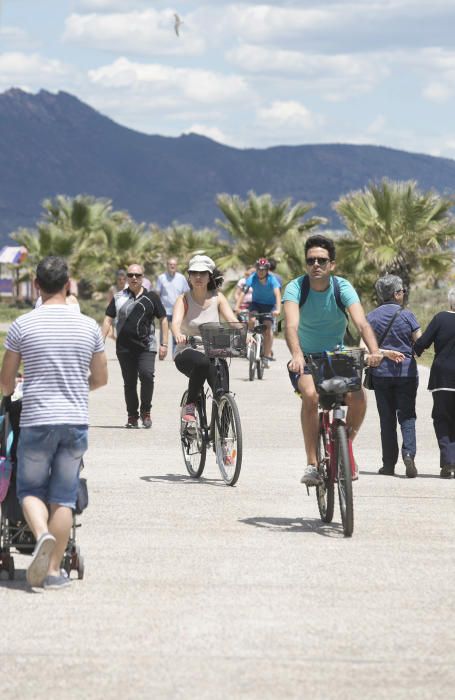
8, 557, 14, 581
63, 555, 72, 578
77, 554, 84, 580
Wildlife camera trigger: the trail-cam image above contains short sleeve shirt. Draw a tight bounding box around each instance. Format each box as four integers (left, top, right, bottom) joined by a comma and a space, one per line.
106, 289, 166, 352
367, 303, 420, 377
156, 272, 189, 315
5, 306, 104, 427
282, 275, 359, 353
245, 272, 281, 306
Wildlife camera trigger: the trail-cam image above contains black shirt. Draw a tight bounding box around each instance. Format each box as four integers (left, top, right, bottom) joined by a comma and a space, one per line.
414, 311, 455, 390
106, 288, 166, 352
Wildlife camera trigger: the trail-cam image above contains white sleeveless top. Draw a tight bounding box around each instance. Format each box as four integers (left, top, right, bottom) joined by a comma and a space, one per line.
174, 291, 219, 356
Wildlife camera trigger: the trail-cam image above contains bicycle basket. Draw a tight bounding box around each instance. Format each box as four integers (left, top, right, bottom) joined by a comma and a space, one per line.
306, 349, 365, 395
199, 322, 247, 358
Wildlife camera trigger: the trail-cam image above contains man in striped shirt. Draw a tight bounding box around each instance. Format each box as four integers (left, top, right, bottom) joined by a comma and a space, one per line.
0, 256, 108, 590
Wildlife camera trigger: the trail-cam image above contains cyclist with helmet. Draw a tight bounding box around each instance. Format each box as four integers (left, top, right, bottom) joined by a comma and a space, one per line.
234, 258, 281, 363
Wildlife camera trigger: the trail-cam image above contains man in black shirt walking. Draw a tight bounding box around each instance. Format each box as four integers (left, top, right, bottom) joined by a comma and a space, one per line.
102, 263, 169, 428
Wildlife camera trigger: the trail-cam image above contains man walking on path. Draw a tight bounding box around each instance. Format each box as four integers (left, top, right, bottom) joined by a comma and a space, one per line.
156, 257, 189, 353
0, 256, 108, 590
102, 263, 169, 428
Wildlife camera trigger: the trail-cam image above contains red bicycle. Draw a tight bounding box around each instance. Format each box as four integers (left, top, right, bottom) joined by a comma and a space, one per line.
305, 349, 365, 538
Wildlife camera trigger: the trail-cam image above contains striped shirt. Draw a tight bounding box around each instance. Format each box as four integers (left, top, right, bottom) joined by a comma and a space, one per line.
4, 305, 104, 427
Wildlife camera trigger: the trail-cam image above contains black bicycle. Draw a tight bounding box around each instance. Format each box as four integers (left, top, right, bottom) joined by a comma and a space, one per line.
179, 322, 247, 486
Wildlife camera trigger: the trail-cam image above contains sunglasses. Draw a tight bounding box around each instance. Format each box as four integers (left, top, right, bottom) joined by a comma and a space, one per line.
306, 257, 330, 267
397, 288, 407, 294
126, 272, 143, 278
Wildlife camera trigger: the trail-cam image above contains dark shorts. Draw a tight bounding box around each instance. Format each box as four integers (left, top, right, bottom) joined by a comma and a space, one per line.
249, 302, 275, 322
287, 361, 311, 394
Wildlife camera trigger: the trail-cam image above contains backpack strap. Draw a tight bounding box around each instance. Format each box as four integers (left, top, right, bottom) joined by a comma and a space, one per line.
299, 275, 310, 308
299, 274, 348, 320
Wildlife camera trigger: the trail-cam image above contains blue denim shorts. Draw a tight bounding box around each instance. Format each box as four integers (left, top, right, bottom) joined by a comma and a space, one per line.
17, 425, 88, 508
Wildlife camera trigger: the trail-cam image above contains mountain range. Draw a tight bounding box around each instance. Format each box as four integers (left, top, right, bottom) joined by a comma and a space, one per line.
1, 88, 455, 244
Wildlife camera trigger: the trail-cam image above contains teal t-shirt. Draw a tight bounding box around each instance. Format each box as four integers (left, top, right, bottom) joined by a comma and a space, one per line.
282, 275, 359, 353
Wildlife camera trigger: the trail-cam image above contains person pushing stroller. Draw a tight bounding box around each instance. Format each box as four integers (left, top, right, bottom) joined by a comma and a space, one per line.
0, 257, 107, 589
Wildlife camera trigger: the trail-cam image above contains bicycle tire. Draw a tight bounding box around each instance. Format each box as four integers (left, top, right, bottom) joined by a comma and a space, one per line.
214, 393, 242, 486
180, 391, 206, 478
336, 424, 354, 537
256, 343, 264, 380
316, 419, 334, 523
248, 345, 256, 381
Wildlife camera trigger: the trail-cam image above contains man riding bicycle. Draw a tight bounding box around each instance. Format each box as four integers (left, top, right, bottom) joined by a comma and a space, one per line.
283, 234, 383, 486
235, 258, 281, 365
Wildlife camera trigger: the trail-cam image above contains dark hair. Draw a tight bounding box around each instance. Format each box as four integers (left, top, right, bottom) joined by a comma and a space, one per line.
36, 256, 69, 294
268, 258, 277, 272
187, 266, 224, 291
208, 267, 224, 290
304, 234, 336, 261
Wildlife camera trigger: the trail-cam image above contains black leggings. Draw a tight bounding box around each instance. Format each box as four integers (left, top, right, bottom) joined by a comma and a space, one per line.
175, 349, 217, 403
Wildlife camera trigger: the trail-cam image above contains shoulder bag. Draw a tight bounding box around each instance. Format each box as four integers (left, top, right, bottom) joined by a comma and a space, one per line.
363, 307, 402, 390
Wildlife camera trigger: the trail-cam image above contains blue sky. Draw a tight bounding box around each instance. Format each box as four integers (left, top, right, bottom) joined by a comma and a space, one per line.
1, 0, 455, 157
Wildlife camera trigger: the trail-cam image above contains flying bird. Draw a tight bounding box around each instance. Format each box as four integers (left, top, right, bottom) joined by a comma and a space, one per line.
174, 13, 183, 37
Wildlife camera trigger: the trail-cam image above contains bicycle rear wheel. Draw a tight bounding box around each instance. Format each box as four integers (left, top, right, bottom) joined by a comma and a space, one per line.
214, 393, 242, 486
336, 424, 354, 537
248, 345, 256, 381
316, 418, 334, 523
180, 391, 206, 478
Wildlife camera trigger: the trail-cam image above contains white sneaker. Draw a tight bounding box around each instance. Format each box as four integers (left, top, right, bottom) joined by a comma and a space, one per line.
300, 465, 323, 486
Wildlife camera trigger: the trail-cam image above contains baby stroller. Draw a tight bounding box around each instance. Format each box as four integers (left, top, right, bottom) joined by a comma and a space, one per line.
0, 396, 86, 581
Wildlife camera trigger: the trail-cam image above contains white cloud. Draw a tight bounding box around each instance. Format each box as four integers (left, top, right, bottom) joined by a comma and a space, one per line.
88, 57, 249, 104
423, 82, 453, 103
257, 100, 322, 130
0, 52, 72, 91
184, 124, 230, 145
76, 0, 148, 9
63, 10, 205, 56
227, 44, 390, 99
366, 115, 386, 135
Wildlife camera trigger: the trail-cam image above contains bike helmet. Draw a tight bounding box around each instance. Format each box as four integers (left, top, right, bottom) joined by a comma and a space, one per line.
256, 258, 270, 270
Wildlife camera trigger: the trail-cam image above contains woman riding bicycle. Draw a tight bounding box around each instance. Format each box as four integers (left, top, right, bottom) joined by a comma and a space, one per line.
172, 255, 240, 423
234, 258, 281, 364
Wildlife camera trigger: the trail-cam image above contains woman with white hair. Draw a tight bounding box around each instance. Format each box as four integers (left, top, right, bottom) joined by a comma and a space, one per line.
414, 287, 455, 478
366, 274, 421, 477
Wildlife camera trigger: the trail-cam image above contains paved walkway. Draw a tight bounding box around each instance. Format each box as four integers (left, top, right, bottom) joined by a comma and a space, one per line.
1, 338, 455, 699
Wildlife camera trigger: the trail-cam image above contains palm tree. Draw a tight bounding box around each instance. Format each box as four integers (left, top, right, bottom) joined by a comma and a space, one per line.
156, 224, 229, 271
216, 191, 325, 270
334, 179, 455, 300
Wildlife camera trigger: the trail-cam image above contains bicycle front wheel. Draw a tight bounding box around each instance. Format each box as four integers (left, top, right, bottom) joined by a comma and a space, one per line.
336, 424, 353, 537
248, 345, 256, 381
316, 418, 334, 523
214, 393, 242, 486
180, 391, 206, 478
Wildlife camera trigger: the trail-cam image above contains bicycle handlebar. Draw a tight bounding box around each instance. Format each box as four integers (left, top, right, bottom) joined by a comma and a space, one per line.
186, 335, 203, 348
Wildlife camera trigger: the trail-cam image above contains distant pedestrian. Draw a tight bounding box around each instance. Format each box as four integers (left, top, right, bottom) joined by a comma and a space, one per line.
156, 257, 189, 353
268, 258, 283, 286
234, 266, 255, 315
102, 263, 169, 429
107, 269, 127, 303
0, 256, 108, 590
414, 287, 455, 478
367, 275, 421, 478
